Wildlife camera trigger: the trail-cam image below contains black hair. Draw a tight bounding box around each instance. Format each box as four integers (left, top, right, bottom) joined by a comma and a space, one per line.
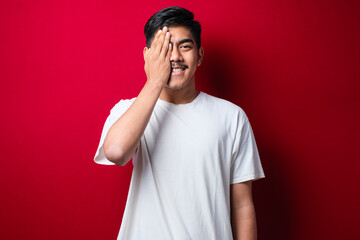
144, 6, 201, 49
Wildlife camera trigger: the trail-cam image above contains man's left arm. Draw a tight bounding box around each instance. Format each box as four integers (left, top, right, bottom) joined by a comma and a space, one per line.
230, 181, 257, 240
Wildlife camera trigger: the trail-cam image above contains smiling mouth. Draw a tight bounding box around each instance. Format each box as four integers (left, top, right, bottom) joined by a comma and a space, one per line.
171, 64, 188, 73
172, 68, 185, 73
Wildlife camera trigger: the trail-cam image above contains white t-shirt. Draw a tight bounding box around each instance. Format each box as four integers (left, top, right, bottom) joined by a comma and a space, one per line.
94, 92, 265, 240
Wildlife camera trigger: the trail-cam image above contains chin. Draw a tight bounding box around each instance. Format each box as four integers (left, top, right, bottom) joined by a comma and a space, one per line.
166, 81, 189, 91
165, 84, 186, 91
166, 77, 193, 91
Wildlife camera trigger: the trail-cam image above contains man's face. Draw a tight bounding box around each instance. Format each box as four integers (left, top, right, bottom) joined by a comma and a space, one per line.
166, 26, 203, 91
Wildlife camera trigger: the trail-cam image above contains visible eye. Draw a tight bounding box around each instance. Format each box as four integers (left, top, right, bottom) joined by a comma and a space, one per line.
180, 45, 192, 50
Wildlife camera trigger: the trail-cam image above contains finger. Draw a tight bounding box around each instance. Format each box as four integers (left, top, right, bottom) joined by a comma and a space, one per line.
161, 31, 171, 56
165, 42, 172, 61
151, 29, 162, 53
155, 26, 168, 55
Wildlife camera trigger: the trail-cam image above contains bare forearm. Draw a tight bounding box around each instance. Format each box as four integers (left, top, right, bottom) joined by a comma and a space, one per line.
103, 27, 172, 166
103, 82, 163, 166
231, 203, 257, 240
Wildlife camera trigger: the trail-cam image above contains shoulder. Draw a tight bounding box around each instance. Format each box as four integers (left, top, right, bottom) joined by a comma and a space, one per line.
200, 92, 248, 121
110, 97, 136, 115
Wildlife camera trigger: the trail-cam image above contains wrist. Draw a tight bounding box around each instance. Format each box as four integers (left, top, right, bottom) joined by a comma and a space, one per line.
145, 78, 166, 90
139, 80, 164, 99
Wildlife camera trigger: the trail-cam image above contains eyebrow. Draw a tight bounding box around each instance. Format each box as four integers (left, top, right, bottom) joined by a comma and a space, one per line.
172, 38, 195, 45
179, 38, 194, 45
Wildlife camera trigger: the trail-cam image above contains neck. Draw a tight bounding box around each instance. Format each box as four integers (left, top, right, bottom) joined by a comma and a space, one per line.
159, 82, 199, 104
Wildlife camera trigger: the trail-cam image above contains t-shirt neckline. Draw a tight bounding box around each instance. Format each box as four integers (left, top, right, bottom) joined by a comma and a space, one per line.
157, 91, 204, 108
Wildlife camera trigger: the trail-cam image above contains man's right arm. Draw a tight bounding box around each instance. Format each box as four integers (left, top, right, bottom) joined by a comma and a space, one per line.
103, 27, 172, 166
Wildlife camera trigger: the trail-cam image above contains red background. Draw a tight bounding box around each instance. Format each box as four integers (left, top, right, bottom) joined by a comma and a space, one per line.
1, 0, 359, 239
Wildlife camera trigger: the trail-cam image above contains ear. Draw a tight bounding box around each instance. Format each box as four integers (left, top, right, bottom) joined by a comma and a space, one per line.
197, 47, 204, 66
143, 47, 149, 60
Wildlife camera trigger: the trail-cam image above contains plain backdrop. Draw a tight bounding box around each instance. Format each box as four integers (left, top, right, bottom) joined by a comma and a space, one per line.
1, 0, 359, 239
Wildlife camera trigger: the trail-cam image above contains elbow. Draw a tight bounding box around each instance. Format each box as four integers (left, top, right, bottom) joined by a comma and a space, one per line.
104, 142, 130, 166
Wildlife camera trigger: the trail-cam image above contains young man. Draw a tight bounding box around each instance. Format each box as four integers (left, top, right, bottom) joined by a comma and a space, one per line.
94, 6, 265, 240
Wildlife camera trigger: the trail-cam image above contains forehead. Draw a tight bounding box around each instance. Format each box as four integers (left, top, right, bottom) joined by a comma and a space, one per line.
168, 26, 194, 43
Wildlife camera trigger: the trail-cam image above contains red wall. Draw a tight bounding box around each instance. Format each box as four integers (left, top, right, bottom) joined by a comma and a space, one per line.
1, 0, 359, 239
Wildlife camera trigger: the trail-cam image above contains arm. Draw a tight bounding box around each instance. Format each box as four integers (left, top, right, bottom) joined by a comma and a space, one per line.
103, 27, 172, 166
230, 181, 257, 240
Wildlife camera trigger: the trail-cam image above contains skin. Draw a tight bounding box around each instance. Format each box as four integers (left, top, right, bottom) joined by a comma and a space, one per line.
156, 26, 204, 103
231, 181, 257, 240
103, 25, 257, 239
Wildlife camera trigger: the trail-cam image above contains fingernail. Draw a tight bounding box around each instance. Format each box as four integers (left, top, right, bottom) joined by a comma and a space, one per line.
166, 32, 170, 36
163, 26, 167, 30
157, 29, 161, 34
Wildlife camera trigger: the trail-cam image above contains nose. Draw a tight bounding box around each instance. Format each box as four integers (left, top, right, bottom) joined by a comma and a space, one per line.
170, 47, 183, 62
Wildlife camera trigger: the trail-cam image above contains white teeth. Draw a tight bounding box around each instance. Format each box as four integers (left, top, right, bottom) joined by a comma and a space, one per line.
172, 68, 182, 72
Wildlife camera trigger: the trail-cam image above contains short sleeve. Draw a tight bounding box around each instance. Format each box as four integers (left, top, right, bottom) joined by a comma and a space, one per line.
230, 112, 265, 184
94, 99, 134, 165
